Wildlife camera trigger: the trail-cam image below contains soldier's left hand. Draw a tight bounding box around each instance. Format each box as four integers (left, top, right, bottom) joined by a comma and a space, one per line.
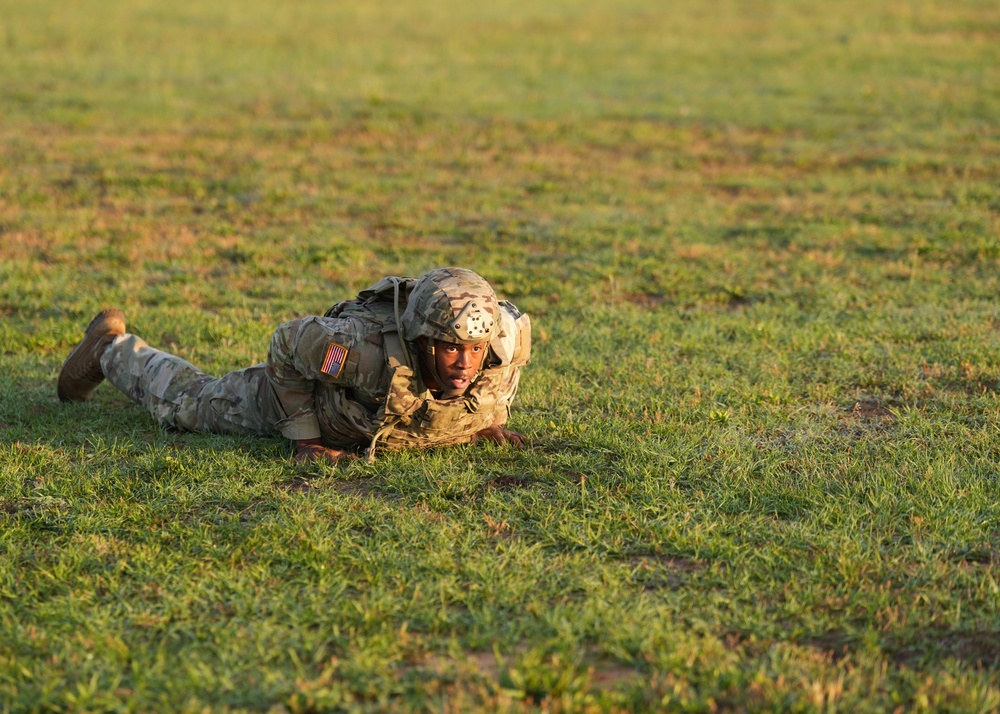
472, 425, 527, 449
294, 438, 358, 464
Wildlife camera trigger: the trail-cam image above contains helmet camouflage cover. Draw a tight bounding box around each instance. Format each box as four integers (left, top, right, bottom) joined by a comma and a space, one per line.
401, 267, 501, 344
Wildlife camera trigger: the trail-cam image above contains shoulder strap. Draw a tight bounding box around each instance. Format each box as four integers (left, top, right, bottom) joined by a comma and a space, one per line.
382, 329, 410, 371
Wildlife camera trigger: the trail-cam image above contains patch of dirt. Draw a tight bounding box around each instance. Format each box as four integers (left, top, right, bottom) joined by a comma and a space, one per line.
410, 649, 510, 682
950, 546, 999, 568
723, 293, 756, 310
798, 629, 1000, 669
627, 554, 703, 590
842, 400, 895, 421
799, 632, 854, 662
480, 474, 531, 492
331, 478, 385, 498
415, 648, 643, 691
835, 399, 898, 440
920, 361, 998, 395
888, 630, 1000, 668
279, 476, 393, 500
622, 293, 669, 309
279, 476, 316, 495
10, 442, 62, 456
588, 662, 644, 689
464, 650, 502, 680
0, 499, 28, 515
718, 630, 773, 658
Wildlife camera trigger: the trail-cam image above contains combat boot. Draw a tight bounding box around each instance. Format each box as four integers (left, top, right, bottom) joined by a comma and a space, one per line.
57, 308, 126, 402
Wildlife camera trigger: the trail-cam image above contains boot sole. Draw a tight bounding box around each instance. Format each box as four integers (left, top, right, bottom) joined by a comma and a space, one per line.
57, 308, 126, 402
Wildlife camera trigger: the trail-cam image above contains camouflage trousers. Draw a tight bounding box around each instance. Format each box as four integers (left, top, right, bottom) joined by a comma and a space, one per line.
102, 334, 283, 436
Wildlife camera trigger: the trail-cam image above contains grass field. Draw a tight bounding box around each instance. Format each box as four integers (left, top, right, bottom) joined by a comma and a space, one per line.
2, 0, 999, 710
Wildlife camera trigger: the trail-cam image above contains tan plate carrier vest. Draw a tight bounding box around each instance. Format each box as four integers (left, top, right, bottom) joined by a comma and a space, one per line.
323, 277, 530, 460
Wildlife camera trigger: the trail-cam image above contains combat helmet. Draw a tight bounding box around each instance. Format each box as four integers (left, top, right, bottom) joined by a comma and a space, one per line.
401, 267, 501, 345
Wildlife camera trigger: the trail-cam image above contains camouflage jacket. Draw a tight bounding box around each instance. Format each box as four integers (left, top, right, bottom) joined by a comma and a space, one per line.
265, 277, 530, 458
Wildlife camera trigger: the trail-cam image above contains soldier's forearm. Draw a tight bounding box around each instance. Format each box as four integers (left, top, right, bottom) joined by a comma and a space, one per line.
265, 379, 322, 440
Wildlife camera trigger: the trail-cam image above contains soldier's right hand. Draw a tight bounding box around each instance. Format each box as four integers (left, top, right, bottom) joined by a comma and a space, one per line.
293, 438, 358, 464
471, 425, 528, 449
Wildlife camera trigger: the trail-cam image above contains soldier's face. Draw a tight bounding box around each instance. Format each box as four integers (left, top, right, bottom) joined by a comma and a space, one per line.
421, 339, 488, 392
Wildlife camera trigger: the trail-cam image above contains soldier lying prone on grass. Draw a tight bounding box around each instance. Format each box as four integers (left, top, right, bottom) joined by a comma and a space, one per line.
57, 267, 531, 463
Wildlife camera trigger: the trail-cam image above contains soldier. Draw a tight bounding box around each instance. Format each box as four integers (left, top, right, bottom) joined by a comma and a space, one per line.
57, 267, 531, 463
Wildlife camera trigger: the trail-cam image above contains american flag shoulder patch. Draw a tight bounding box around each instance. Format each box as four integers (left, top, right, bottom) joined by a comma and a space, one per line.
320, 342, 349, 378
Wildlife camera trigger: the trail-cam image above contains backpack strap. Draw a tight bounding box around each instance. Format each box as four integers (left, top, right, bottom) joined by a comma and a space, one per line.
382, 328, 410, 371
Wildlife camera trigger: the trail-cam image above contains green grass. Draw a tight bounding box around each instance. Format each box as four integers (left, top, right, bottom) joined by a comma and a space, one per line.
2, 0, 1000, 710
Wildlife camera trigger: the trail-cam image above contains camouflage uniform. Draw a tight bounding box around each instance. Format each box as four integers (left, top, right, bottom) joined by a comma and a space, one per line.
101, 269, 530, 458
101, 337, 285, 437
